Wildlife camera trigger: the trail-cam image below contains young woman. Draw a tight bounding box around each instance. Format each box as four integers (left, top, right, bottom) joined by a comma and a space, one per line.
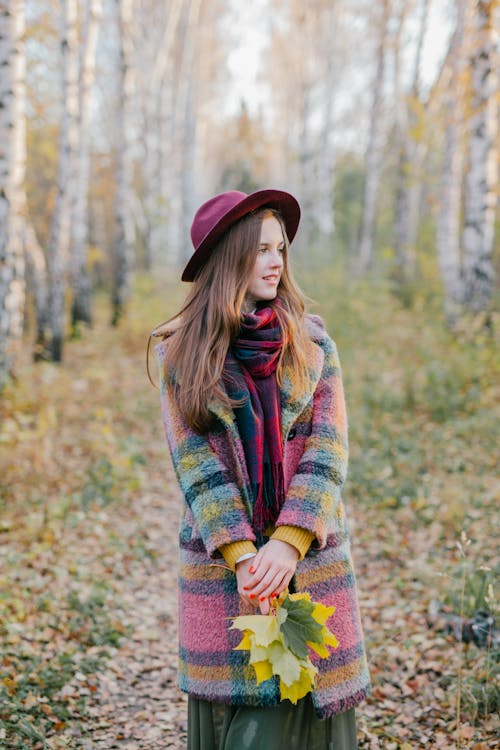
149, 189, 370, 749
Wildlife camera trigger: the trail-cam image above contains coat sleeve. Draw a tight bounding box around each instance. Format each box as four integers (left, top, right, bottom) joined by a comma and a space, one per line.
155, 343, 256, 558
274, 332, 349, 550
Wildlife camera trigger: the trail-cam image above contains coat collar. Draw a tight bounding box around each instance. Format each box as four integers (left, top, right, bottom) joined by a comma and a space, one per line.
207, 337, 324, 442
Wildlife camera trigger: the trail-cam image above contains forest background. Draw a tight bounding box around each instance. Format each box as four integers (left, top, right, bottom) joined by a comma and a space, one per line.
0, 0, 499, 748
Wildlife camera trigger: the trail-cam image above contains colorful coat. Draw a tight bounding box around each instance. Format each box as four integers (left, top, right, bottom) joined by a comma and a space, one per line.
153, 313, 370, 719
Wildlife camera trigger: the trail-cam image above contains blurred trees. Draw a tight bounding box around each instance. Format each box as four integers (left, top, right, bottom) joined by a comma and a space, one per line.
0, 0, 27, 386
358, 0, 391, 273
462, 0, 498, 313
71, 0, 103, 330
0, 0, 499, 381
47, 0, 79, 361
111, 0, 134, 326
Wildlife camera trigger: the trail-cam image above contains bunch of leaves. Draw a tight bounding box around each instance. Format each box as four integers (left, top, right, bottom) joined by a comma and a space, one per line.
230, 592, 339, 704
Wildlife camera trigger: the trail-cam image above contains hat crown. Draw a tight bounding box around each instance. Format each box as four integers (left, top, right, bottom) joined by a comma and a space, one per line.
191, 191, 248, 250
182, 187, 300, 282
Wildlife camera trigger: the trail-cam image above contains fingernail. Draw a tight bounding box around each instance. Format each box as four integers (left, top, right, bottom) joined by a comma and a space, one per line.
243, 586, 249, 590
249, 567, 255, 573
259, 596, 266, 602
249, 594, 255, 599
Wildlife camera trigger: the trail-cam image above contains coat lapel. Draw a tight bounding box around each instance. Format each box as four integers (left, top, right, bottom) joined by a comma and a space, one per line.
279, 339, 324, 440
208, 338, 324, 444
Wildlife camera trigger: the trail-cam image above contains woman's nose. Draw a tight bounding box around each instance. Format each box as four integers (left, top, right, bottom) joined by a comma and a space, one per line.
270, 249, 283, 267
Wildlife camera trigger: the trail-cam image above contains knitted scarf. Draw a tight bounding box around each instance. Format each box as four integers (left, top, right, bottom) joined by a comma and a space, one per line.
224, 301, 285, 542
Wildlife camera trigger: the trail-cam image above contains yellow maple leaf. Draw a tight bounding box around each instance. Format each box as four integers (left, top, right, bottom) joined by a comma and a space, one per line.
307, 640, 331, 658
266, 641, 301, 686
249, 640, 276, 665
323, 629, 339, 649
230, 614, 281, 647
279, 664, 316, 704
253, 660, 274, 684
289, 592, 311, 603
234, 631, 253, 651
311, 601, 336, 625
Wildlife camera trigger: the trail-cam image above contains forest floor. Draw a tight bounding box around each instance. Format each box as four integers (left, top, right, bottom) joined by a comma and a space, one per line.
1, 274, 498, 749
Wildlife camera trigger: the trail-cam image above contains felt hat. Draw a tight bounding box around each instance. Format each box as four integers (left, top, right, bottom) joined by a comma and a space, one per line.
181, 188, 301, 282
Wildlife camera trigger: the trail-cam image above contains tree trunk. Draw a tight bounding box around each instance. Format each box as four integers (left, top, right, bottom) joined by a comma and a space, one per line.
71, 0, 103, 332
358, 0, 391, 272
462, 0, 498, 312
436, 0, 469, 324
25, 222, 49, 359
0, 0, 27, 388
111, 0, 135, 326
393, 0, 430, 287
142, 0, 183, 269
170, 0, 203, 266
313, 3, 338, 249
297, 8, 317, 251
47, 0, 79, 361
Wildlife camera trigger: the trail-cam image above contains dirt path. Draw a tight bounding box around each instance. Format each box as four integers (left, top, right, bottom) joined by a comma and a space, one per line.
68, 486, 188, 749
3, 298, 496, 750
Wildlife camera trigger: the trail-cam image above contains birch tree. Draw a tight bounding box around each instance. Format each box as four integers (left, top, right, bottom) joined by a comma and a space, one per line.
111, 0, 135, 326
0, 0, 27, 387
461, 0, 499, 312
47, 0, 79, 361
436, 0, 470, 324
71, 0, 103, 330
393, 0, 430, 287
25, 223, 49, 358
177, 0, 203, 264
265, 0, 348, 255
140, 0, 183, 269
358, 0, 391, 272
312, 2, 339, 247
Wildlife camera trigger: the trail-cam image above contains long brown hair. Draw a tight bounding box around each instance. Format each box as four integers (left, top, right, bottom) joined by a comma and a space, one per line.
149, 208, 313, 433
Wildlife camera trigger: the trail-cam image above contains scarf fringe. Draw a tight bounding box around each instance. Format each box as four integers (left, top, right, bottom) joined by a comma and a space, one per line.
252, 460, 285, 542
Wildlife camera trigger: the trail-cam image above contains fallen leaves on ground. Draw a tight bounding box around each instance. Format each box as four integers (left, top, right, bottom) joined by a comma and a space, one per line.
1, 278, 498, 749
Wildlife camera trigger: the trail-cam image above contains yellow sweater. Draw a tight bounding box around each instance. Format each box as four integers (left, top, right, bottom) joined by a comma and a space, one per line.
219, 526, 314, 572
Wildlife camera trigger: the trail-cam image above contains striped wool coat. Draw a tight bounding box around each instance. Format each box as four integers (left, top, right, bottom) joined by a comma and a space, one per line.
153, 313, 370, 719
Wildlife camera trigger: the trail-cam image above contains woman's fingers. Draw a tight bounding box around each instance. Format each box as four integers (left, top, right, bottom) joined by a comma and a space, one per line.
237, 540, 299, 610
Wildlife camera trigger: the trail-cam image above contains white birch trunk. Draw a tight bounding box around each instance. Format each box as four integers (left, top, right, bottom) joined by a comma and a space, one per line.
0, 0, 27, 387
313, 4, 337, 245
297, 8, 316, 251
358, 0, 391, 272
71, 0, 103, 329
47, 0, 79, 361
436, 0, 469, 324
142, 0, 183, 269
111, 0, 135, 325
393, 0, 430, 284
167, 0, 202, 266
462, 0, 498, 312
25, 222, 49, 357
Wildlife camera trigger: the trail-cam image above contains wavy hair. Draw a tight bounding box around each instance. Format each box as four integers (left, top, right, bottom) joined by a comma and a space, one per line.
148, 208, 313, 433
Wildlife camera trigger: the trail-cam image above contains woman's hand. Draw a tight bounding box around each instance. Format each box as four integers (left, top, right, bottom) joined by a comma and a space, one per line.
235, 557, 260, 610
236, 539, 299, 615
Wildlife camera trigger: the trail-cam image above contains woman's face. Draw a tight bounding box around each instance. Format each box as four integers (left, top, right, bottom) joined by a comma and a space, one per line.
243, 214, 285, 311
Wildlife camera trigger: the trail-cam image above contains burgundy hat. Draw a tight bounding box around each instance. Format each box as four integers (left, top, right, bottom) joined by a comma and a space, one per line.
181, 188, 301, 282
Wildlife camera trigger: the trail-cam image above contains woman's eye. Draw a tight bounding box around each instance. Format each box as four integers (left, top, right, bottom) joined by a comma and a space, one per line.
258, 246, 285, 254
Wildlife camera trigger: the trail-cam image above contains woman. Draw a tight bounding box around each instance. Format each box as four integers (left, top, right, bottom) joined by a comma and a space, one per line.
149, 189, 370, 749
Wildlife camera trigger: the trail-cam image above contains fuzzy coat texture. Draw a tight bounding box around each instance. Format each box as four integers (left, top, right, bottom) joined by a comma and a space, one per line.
154, 313, 370, 719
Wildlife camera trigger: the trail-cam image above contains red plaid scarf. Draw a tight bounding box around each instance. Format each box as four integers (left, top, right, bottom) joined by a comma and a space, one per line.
224, 300, 285, 542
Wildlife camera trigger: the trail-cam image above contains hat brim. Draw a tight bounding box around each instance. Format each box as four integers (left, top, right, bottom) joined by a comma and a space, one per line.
181, 189, 301, 282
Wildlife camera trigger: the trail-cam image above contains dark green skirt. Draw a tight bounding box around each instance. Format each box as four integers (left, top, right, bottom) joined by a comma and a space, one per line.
187, 694, 358, 750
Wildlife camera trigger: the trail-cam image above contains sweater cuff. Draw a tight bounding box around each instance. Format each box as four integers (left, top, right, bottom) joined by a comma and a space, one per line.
219, 540, 258, 572
270, 526, 315, 560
